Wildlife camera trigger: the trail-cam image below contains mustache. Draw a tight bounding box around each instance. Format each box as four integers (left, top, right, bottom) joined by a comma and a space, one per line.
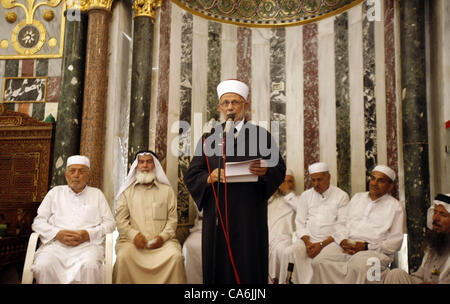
432, 221, 441, 227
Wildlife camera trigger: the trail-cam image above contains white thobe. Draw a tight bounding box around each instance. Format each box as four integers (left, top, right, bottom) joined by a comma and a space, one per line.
312, 192, 405, 284
279, 186, 349, 284
31, 185, 115, 284
384, 247, 450, 284
182, 214, 203, 284
267, 192, 297, 283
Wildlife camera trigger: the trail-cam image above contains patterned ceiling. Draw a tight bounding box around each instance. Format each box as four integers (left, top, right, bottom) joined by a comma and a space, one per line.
172, 0, 364, 27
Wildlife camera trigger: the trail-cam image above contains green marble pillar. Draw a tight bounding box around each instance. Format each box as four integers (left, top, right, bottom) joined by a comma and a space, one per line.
400, 0, 430, 272
51, 9, 87, 187
127, 15, 153, 167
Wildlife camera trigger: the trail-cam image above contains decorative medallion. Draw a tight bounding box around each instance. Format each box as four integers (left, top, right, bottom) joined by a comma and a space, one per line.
11, 20, 46, 55
172, 0, 364, 27
0, 0, 65, 58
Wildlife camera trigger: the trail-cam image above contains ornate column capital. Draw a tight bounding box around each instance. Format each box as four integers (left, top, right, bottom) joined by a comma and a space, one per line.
66, 0, 89, 11
132, 0, 162, 20
85, 0, 115, 12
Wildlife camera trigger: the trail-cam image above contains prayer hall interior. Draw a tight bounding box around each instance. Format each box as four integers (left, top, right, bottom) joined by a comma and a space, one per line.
0, 0, 449, 283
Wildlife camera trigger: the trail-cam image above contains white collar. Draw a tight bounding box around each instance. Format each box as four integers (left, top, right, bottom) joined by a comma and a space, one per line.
234, 120, 244, 135
314, 185, 332, 199
67, 185, 89, 196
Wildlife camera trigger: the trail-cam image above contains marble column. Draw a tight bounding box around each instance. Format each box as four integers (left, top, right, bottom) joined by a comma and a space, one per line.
51, 4, 88, 187
80, 0, 114, 189
302, 23, 319, 190
155, 0, 171, 170
127, 0, 161, 167
400, 0, 430, 272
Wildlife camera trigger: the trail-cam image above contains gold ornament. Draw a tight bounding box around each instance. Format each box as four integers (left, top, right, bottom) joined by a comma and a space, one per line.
5, 11, 17, 23
86, 0, 115, 12
11, 20, 46, 55
0, 39, 9, 48
132, 0, 162, 20
43, 9, 55, 21
48, 37, 57, 48
66, 0, 89, 11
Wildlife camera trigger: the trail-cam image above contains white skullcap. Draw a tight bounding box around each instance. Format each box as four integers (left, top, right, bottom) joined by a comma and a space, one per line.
66, 155, 90, 169
286, 169, 294, 176
427, 193, 450, 229
217, 79, 249, 101
308, 162, 329, 175
372, 165, 396, 182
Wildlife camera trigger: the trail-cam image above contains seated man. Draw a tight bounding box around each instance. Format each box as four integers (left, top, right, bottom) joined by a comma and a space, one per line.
312, 165, 405, 284
279, 163, 349, 284
31, 155, 115, 284
113, 151, 186, 284
384, 193, 450, 284
182, 207, 203, 284
268, 169, 298, 284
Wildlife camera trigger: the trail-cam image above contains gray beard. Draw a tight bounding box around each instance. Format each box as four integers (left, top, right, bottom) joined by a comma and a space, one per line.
136, 170, 156, 184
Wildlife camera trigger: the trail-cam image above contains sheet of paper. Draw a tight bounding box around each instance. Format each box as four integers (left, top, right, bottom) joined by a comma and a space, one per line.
224, 159, 259, 183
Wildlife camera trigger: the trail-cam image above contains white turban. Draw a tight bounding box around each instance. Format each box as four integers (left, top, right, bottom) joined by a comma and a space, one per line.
217, 79, 249, 101
66, 155, 90, 169
115, 151, 171, 201
286, 169, 294, 176
372, 165, 396, 182
308, 162, 329, 175
426, 193, 450, 229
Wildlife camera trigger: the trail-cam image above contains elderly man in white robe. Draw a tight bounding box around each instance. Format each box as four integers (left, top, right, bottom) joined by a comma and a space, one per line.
267, 169, 298, 284
311, 165, 405, 284
31, 155, 115, 284
278, 162, 349, 284
113, 151, 186, 284
384, 193, 450, 284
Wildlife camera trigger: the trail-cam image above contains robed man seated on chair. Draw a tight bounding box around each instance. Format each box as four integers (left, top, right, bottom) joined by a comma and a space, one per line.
31, 155, 115, 284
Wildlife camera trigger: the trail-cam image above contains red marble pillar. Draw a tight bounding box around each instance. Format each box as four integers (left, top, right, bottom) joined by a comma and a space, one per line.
80, 8, 112, 188
384, 0, 399, 199
155, 0, 171, 170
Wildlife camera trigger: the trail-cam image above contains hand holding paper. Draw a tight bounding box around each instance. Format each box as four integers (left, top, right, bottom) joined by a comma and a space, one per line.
224, 159, 265, 183
249, 159, 268, 176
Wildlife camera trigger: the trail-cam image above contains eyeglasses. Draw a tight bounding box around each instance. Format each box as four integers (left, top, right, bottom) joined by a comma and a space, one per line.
219, 100, 244, 108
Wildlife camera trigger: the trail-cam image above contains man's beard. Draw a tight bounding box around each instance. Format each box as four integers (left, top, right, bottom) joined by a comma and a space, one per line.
424, 229, 450, 256
136, 170, 156, 184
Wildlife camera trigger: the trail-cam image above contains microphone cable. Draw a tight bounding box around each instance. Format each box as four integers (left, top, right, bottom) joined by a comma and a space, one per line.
203, 134, 241, 284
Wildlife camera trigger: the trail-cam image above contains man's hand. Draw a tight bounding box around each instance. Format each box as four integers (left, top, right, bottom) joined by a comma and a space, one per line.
306, 242, 322, 259
133, 232, 147, 249
207, 168, 225, 184
148, 235, 164, 249
249, 159, 268, 177
340, 239, 355, 254
56, 230, 89, 246
340, 239, 367, 255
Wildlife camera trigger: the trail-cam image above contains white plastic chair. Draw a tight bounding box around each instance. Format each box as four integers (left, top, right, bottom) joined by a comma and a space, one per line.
21, 232, 114, 284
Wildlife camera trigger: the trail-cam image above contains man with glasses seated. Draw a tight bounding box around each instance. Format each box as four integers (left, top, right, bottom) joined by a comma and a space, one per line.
31, 155, 115, 284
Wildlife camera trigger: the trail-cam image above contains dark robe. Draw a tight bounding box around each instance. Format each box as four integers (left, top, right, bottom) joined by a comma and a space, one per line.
184, 121, 286, 284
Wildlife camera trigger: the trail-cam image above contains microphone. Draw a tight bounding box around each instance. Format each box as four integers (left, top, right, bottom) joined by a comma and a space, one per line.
224, 113, 235, 134
285, 263, 294, 284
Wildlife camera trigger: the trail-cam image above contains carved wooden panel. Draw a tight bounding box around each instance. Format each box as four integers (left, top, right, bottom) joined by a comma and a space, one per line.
0, 105, 53, 267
